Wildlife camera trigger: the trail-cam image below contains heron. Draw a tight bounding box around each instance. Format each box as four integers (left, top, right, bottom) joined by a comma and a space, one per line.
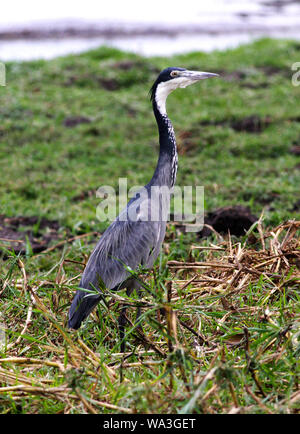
68, 67, 218, 348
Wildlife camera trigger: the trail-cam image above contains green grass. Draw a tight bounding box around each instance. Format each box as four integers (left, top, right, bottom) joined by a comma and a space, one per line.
0, 38, 299, 414
1, 38, 299, 229
0, 222, 299, 414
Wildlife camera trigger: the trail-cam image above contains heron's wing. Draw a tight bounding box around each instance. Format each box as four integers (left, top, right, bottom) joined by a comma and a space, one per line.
68, 190, 168, 329
68, 215, 163, 329
80, 193, 167, 291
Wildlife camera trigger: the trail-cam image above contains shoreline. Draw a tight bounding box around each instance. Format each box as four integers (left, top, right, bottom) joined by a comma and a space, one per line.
1, 20, 300, 41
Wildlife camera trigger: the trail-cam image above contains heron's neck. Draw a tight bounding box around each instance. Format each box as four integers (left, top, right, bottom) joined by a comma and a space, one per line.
150, 102, 178, 188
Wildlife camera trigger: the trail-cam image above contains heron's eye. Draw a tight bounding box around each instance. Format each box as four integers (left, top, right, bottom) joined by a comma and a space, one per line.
170, 71, 179, 77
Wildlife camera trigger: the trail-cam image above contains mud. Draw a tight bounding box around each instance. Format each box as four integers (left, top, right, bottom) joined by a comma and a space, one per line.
0, 215, 60, 254
97, 78, 120, 91
72, 189, 95, 202
290, 145, 300, 156
197, 115, 273, 133
63, 116, 91, 128
291, 200, 300, 212
199, 205, 258, 238
230, 115, 272, 133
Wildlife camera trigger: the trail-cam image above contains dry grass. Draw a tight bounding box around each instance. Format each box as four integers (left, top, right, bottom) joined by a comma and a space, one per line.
0, 220, 299, 413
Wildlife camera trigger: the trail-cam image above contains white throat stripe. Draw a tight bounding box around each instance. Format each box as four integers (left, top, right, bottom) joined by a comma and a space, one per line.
155, 77, 194, 115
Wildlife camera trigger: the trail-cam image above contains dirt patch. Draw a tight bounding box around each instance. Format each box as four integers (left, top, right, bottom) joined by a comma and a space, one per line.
230, 115, 272, 133
291, 200, 300, 212
259, 65, 291, 78
112, 60, 141, 70
221, 70, 248, 81
112, 60, 144, 71
97, 78, 120, 91
290, 145, 300, 156
215, 69, 278, 84
240, 82, 269, 89
72, 189, 95, 202
0, 215, 60, 255
64, 74, 120, 90
63, 116, 91, 128
198, 115, 272, 133
199, 206, 258, 238
112, 60, 160, 74
85, 127, 101, 136
177, 131, 198, 155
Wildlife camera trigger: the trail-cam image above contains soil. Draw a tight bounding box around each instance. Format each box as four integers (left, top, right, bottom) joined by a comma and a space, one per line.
291, 200, 300, 212
230, 115, 272, 133
72, 189, 95, 202
290, 145, 300, 156
0, 215, 60, 254
199, 205, 258, 238
198, 115, 273, 133
63, 116, 91, 127
170, 205, 258, 238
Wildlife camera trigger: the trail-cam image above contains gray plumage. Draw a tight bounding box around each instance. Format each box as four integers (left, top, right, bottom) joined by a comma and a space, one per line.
68, 67, 218, 330
68, 164, 171, 329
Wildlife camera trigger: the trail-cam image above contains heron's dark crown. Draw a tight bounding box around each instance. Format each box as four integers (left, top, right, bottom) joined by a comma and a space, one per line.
149, 67, 186, 103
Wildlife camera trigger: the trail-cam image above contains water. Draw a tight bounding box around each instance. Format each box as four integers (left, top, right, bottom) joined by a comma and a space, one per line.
0, 0, 300, 60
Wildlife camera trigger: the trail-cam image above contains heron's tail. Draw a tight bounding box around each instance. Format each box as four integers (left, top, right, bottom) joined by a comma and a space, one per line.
68, 289, 101, 329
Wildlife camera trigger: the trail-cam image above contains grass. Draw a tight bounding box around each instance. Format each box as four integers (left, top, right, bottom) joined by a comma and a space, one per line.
0, 220, 299, 413
0, 38, 299, 413
1, 38, 300, 229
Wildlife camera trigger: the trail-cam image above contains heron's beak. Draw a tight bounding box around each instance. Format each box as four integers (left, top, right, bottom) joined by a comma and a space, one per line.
181, 70, 219, 81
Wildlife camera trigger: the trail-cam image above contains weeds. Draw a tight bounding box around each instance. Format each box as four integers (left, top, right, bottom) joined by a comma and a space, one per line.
0, 38, 299, 413
0, 220, 299, 413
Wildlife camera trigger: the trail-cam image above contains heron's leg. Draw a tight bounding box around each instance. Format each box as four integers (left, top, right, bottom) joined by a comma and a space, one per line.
118, 284, 134, 353
118, 304, 127, 353
132, 280, 143, 328
118, 279, 143, 352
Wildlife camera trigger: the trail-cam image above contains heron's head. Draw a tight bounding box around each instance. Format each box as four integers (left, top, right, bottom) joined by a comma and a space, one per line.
150, 67, 219, 115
